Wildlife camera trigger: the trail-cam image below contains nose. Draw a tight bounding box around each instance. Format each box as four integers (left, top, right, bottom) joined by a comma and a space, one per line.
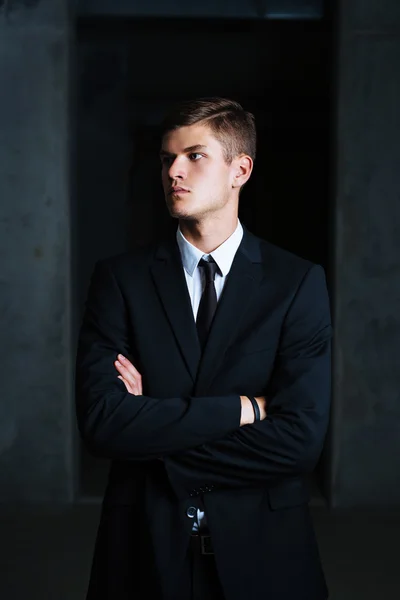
168, 156, 186, 181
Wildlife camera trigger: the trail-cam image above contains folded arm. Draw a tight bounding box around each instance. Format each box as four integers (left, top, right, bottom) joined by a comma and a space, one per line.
162, 264, 332, 494
75, 259, 244, 460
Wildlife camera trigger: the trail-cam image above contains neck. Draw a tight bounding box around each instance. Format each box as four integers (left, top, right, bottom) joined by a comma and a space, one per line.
179, 214, 238, 254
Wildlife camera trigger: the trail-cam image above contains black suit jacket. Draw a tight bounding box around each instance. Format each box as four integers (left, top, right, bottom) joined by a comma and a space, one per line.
75, 225, 331, 600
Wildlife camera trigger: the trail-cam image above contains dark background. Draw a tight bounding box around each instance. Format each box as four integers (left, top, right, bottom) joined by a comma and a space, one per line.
76, 16, 332, 496
1, 0, 400, 510
1, 0, 400, 596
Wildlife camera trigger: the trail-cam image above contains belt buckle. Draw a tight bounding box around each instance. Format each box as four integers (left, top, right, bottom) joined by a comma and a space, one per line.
200, 535, 214, 555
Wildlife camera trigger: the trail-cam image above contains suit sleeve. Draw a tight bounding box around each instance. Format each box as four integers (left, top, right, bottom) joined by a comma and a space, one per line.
75, 259, 241, 461
163, 264, 332, 493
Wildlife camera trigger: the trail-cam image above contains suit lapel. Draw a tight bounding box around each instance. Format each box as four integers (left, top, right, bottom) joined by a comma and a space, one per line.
195, 227, 264, 394
150, 226, 264, 391
150, 235, 201, 383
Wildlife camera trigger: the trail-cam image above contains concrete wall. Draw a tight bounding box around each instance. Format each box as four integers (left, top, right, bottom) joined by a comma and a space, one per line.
332, 0, 400, 506
1, 0, 400, 507
0, 0, 74, 502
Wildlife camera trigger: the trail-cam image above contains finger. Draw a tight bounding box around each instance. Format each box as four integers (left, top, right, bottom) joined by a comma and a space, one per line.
118, 375, 141, 395
114, 360, 138, 387
118, 375, 141, 396
118, 375, 134, 394
115, 365, 143, 397
117, 354, 142, 379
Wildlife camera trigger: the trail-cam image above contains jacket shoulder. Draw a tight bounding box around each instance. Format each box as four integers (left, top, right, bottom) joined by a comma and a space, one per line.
253, 233, 319, 282
96, 241, 160, 274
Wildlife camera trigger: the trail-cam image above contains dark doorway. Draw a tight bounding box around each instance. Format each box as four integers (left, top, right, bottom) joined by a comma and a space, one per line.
75, 17, 332, 498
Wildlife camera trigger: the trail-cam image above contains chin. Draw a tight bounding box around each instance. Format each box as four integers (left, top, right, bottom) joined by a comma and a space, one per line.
166, 199, 194, 220
168, 208, 194, 221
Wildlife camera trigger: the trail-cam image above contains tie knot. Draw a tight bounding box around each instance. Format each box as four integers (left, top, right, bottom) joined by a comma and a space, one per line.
198, 257, 219, 282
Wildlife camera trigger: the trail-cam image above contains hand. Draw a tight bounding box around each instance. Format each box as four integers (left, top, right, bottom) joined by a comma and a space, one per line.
114, 355, 162, 460
114, 354, 143, 395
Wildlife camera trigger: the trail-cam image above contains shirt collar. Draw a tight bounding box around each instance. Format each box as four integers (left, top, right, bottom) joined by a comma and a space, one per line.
176, 220, 244, 277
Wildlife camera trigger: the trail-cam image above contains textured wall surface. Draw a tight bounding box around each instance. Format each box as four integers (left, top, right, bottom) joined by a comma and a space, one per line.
0, 0, 74, 502
1, 0, 400, 507
332, 0, 400, 506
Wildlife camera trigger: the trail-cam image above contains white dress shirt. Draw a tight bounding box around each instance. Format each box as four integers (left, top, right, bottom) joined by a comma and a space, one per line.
175, 219, 244, 532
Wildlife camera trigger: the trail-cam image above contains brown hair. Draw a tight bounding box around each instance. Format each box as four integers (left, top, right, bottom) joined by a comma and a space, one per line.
160, 97, 256, 164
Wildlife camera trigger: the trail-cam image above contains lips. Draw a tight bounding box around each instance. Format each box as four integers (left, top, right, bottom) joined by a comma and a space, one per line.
169, 186, 189, 194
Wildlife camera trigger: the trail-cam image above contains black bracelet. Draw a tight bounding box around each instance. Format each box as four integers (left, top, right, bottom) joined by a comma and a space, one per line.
248, 396, 260, 422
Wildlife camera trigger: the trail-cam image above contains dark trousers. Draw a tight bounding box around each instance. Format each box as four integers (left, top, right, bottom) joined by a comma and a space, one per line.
175, 534, 225, 600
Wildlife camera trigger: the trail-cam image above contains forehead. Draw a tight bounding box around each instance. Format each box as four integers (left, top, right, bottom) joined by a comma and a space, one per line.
161, 123, 223, 154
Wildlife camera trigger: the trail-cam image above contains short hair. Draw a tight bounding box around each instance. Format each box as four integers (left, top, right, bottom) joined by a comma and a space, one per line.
160, 97, 256, 164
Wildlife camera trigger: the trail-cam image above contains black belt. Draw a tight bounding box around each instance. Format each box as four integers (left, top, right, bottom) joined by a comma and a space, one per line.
190, 533, 214, 555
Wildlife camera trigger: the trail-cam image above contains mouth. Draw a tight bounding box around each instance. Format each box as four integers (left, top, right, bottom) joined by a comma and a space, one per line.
169, 186, 190, 195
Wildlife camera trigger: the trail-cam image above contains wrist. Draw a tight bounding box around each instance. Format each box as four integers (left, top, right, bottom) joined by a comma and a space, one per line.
248, 396, 261, 422
240, 396, 254, 426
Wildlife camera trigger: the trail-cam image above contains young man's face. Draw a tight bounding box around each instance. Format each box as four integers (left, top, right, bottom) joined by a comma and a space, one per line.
160, 123, 240, 222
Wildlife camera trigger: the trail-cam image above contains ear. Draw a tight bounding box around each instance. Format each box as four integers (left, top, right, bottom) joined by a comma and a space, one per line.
231, 154, 253, 189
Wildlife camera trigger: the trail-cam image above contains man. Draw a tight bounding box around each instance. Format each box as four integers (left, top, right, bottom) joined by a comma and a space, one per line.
75, 97, 331, 600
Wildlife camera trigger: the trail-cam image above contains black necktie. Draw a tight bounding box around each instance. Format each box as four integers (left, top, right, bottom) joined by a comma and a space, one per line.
196, 257, 219, 350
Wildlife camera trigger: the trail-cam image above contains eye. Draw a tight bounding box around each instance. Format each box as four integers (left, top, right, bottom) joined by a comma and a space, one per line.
160, 155, 173, 166
189, 153, 203, 161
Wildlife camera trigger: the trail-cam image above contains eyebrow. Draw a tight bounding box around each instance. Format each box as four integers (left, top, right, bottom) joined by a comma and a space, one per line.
159, 144, 208, 157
